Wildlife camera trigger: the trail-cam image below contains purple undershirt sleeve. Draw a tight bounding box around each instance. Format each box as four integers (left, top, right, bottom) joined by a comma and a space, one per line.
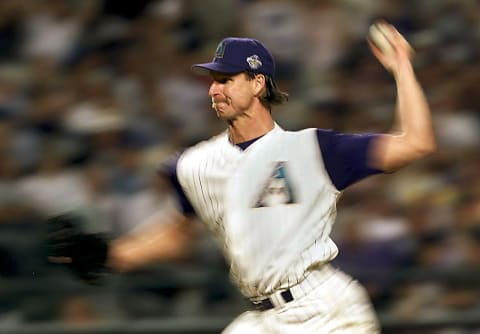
316, 129, 384, 191
158, 153, 196, 216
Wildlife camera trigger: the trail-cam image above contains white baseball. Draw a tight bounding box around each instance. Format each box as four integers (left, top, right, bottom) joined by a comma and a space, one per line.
369, 23, 394, 54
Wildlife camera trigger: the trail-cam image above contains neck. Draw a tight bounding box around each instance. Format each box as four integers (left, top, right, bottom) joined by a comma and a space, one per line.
227, 110, 275, 144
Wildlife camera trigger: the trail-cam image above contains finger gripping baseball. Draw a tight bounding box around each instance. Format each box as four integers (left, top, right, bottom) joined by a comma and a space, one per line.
368, 22, 394, 54
46, 214, 110, 284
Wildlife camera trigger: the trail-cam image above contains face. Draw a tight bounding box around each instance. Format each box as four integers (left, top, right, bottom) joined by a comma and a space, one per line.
209, 72, 259, 121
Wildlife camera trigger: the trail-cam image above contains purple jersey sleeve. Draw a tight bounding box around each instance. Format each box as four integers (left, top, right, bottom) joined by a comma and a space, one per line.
316, 129, 383, 191
158, 153, 195, 216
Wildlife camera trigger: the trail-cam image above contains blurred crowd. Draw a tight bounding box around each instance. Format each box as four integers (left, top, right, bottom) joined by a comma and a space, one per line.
0, 0, 479, 332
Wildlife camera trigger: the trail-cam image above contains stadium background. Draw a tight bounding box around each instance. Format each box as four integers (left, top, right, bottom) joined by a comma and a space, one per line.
0, 0, 479, 333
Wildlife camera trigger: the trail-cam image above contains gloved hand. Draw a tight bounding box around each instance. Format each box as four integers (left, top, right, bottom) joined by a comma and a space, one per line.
46, 213, 110, 285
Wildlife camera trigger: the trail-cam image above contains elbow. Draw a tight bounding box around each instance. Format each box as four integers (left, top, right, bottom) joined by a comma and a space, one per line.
371, 134, 437, 173
427, 141, 437, 155
391, 143, 437, 172
417, 137, 437, 158
405, 130, 437, 160
408, 140, 437, 162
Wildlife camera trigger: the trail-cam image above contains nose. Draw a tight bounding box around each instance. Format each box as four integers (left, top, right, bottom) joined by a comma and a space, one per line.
209, 81, 221, 97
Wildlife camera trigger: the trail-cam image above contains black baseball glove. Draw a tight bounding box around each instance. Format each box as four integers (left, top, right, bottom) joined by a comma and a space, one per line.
46, 213, 110, 285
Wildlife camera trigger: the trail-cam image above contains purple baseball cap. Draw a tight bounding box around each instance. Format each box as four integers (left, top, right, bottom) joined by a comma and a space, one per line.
191, 37, 276, 78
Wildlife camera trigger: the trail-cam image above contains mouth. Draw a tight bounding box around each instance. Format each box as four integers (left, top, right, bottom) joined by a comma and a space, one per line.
212, 98, 226, 105
212, 99, 227, 112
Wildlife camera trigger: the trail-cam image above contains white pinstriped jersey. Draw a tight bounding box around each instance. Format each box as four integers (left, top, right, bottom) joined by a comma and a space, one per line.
176, 124, 341, 298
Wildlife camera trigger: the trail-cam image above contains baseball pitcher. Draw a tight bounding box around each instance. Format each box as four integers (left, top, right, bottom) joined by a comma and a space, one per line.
49, 21, 436, 333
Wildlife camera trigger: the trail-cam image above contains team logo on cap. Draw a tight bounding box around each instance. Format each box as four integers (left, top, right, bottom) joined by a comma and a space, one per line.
214, 41, 226, 58
246, 55, 262, 70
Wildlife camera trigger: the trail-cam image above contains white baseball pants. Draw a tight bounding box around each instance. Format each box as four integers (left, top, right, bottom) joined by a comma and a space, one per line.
222, 265, 381, 334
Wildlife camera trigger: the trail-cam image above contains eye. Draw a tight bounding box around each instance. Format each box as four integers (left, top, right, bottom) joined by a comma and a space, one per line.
216, 77, 231, 84
211, 73, 234, 84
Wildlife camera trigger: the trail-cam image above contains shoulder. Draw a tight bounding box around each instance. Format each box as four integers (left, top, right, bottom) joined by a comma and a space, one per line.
177, 131, 229, 175
281, 128, 321, 149
184, 131, 228, 155
283, 127, 363, 148
282, 127, 318, 139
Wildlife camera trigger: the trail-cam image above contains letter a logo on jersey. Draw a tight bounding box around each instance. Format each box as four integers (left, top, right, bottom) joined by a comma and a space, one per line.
253, 161, 296, 208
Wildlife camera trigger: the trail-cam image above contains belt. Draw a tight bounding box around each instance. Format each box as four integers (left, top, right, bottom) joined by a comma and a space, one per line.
248, 265, 334, 311
251, 288, 294, 311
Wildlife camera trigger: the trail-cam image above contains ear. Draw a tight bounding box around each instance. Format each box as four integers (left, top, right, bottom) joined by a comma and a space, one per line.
253, 74, 266, 96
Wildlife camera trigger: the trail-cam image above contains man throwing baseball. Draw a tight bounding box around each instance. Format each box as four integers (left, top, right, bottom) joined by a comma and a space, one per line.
59, 21, 436, 333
